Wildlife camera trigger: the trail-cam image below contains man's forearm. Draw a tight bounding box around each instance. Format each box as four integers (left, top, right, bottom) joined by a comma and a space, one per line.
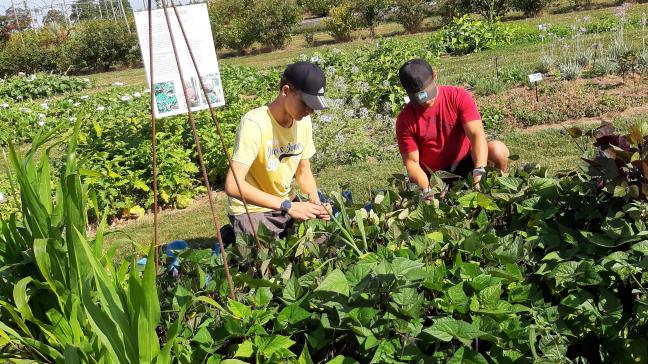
471, 137, 488, 168
296, 170, 320, 204
404, 160, 429, 189
227, 179, 284, 210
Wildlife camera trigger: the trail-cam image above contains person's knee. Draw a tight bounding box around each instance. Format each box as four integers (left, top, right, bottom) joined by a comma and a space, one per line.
487, 140, 509, 171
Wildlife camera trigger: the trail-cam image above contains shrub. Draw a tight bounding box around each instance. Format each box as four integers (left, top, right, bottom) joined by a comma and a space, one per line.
324, 3, 360, 42
299, 0, 337, 16
57, 20, 135, 73
0, 29, 61, 76
569, 0, 592, 10
436, 15, 516, 55
349, 0, 391, 37
0, 73, 91, 101
207, 0, 256, 52
512, 0, 556, 17
558, 60, 583, 80
253, 0, 301, 50
392, 0, 430, 33
434, 0, 470, 24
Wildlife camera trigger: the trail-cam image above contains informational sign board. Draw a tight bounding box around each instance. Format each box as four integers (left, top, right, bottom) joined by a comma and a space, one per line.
134, 3, 225, 118
528, 73, 544, 83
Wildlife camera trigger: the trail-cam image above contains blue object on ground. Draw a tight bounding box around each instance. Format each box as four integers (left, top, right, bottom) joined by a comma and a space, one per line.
364, 203, 373, 212
165, 240, 189, 270
212, 243, 221, 256
136, 257, 148, 266
342, 190, 353, 202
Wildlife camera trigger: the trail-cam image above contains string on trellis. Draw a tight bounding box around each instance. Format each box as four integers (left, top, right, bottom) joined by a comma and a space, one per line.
146, 0, 268, 300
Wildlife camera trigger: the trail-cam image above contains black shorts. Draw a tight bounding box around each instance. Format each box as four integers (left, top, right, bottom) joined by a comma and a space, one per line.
441, 153, 474, 178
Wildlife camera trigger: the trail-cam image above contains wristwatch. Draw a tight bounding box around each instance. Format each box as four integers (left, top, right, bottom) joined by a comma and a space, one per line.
280, 199, 292, 215
472, 166, 487, 177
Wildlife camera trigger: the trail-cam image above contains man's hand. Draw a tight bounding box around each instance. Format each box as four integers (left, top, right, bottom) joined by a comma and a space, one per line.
317, 202, 332, 221
472, 167, 486, 191
288, 202, 328, 221
473, 174, 482, 191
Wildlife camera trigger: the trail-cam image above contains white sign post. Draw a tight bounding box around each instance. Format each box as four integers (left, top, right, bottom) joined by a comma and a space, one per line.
134, 4, 225, 118
528, 72, 543, 102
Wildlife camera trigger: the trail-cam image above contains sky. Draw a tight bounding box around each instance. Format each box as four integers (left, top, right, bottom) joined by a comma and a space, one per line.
1, 0, 162, 17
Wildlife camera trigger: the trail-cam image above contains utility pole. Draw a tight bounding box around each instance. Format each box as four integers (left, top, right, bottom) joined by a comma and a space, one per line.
117, 0, 130, 33
109, 0, 118, 21
10, 0, 25, 45
60, 0, 70, 25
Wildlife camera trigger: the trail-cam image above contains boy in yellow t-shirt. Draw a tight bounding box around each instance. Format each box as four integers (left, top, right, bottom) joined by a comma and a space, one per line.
224, 61, 331, 238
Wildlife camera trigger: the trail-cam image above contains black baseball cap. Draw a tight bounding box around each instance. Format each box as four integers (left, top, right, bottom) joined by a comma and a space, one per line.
282, 61, 328, 110
399, 59, 437, 104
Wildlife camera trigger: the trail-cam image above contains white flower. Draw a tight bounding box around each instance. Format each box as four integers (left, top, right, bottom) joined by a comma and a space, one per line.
72, 102, 81, 107
0, 103, 9, 108
320, 114, 332, 123
382, 80, 390, 87
40, 102, 48, 109
38, 113, 46, 120
351, 66, 360, 74
96, 106, 105, 111
18, 72, 25, 77
332, 48, 341, 54
121, 95, 131, 101
80, 95, 89, 100
310, 55, 320, 63
359, 108, 369, 118
20, 107, 30, 113
113, 82, 124, 86
37, 120, 46, 127
67, 98, 73, 103
69, 117, 77, 122
133, 92, 142, 98
0, 192, 5, 203
83, 78, 90, 82
299, 54, 308, 61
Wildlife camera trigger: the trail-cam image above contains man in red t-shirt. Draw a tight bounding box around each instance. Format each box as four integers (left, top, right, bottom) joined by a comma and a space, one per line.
396, 59, 509, 194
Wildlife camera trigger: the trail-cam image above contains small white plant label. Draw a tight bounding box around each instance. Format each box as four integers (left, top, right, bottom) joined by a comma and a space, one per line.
528, 73, 544, 83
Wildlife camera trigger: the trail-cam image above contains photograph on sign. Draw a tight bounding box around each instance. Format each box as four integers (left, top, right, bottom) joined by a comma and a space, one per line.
134, 3, 226, 118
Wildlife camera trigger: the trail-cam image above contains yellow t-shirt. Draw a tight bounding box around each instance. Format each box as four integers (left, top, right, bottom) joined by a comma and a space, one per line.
227, 105, 315, 215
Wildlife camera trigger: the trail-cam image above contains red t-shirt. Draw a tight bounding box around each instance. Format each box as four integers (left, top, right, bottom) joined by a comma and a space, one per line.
396, 85, 481, 172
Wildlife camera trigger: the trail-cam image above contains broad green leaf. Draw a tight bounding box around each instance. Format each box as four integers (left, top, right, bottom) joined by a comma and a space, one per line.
315, 269, 349, 296
277, 304, 311, 326
234, 340, 254, 358
448, 347, 489, 364
423, 317, 484, 346
228, 300, 252, 320
255, 287, 273, 307
325, 355, 359, 364
478, 284, 501, 307
447, 282, 469, 313
256, 335, 295, 358
298, 344, 314, 364
632, 241, 648, 255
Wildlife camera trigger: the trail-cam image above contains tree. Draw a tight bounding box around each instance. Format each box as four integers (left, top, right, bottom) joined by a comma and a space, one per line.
70, 0, 101, 21
351, 0, 391, 38
469, 0, 510, 23
4, 6, 32, 31
43, 9, 65, 25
